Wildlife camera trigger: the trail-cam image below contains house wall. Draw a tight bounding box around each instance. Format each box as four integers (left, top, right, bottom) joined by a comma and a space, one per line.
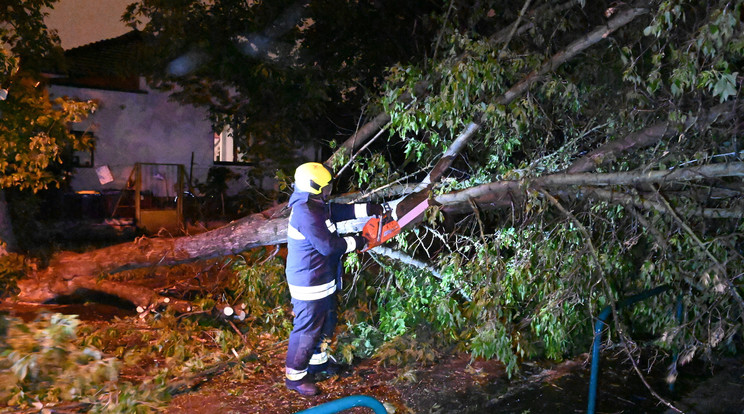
49, 81, 255, 195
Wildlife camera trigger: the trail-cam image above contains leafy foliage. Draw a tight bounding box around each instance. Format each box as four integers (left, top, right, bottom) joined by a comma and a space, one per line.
332, 0, 744, 377
0, 252, 26, 298
0, 253, 292, 412
5, 0, 744, 401
227, 249, 294, 338
0, 313, 124, 411
0, 0, 97, 193
0, 255, 351, 410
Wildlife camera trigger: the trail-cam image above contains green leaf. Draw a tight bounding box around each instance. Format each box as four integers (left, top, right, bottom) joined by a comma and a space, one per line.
712, 72, 738, 102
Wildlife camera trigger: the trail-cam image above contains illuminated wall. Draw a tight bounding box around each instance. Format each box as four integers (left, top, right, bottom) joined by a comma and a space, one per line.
49, 80, 255, 195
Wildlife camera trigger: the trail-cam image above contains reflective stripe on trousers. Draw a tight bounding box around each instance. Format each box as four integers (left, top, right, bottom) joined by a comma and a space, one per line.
288, 279, 336, 301
286, 366, 307, 381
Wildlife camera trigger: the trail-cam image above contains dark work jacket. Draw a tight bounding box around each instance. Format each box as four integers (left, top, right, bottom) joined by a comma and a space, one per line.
285, 189, 358, 299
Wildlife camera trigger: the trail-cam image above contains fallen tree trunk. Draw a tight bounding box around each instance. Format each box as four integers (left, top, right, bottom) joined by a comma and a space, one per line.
10, 5, 651, 309
437, 162, 744, 215
28, 94, 735, 305
14, 210, 288, 308
584, 187, 744, 219
16, 273, 194, 313
15, 161, 743, 307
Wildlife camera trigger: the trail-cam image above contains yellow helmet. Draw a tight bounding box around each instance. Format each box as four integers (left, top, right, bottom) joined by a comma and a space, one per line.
294, 162, 333, 194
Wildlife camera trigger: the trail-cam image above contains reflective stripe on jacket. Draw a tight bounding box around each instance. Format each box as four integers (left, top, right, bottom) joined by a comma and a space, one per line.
285, 189, 366, 301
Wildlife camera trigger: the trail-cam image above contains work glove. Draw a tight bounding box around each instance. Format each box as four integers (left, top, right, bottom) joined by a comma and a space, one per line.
353, 235, 368, 251
367, 203, 384, 217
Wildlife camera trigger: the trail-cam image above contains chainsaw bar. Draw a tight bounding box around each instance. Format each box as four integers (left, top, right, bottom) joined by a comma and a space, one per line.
361, 191, 430, 251
396, 197, 429, 228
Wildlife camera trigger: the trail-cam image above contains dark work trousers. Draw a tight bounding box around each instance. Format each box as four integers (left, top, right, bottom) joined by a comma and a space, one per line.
285, 294, 337, 374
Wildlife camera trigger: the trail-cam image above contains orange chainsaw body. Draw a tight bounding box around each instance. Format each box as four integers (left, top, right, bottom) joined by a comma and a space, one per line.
361, 215, 401, 251
359, 192, 430, 251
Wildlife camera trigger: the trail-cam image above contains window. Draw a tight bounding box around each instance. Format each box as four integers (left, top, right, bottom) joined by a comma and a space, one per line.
214, 126, 253, 165
70, 131, 95, 168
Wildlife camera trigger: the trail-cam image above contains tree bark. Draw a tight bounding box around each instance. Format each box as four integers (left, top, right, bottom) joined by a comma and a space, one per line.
584, 187, 744, 219
13, 210, 288, 307
437, 162, 744, 214
0, 190, 17, 255
567, 101, 737, 174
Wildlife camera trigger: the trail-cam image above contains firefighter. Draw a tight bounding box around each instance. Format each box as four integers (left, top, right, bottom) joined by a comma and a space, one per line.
284, 162, 382, 396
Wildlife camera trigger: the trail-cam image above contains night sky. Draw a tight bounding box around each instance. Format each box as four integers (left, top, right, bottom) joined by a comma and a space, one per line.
45, 0, 133, 50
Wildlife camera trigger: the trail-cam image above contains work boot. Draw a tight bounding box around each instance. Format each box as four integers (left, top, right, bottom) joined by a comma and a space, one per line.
285, 378, 320, 396
307, 357, 347, 380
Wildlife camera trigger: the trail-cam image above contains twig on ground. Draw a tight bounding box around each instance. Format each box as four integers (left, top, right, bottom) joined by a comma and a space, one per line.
620, 334, 685, 413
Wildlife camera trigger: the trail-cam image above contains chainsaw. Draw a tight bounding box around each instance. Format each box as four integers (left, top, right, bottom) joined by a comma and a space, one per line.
361, 190, 430, 251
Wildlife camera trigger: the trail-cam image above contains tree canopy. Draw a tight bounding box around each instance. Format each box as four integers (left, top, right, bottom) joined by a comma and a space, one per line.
0, 0, 96, 192
132, 0, 742, 370
362, 0, 744, 375
1, 0, 97, 254
123, 0, 442, 176
5, 0, 744, 400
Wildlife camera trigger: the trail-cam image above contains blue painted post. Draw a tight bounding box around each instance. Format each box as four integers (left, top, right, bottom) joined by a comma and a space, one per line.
587, 306, 612, 414
295, 395, 387, 414
587, 285, 671, 414
669, 295, 684, 392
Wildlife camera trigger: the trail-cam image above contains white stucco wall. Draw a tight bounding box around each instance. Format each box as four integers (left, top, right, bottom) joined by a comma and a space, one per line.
49, 81, 254, 194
